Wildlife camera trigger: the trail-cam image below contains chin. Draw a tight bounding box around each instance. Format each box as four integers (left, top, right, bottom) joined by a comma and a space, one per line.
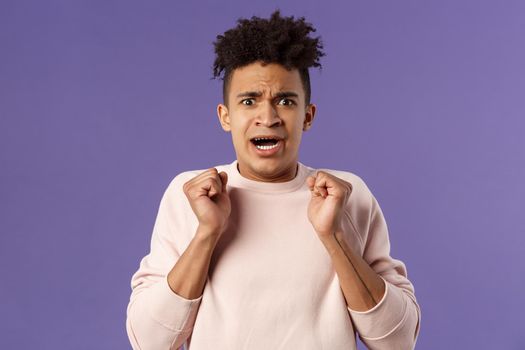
253, 162, 280, 175
255, 159, 295, 178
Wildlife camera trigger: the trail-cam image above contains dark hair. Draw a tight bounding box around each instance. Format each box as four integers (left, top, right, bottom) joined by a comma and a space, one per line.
212, 9, 325, 107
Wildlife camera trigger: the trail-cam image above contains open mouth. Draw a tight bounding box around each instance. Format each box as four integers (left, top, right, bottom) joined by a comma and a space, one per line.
250, 137, 281, 150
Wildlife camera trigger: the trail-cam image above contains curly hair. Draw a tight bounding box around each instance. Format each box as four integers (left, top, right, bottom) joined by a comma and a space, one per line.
212, 9, 325, 107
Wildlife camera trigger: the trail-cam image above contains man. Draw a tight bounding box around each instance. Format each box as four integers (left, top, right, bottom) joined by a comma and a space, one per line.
126, 10, 421, 350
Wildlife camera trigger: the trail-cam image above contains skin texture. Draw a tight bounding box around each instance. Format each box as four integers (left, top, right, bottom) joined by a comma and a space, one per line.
167, 61, 386, 312
216, 61, 316, 182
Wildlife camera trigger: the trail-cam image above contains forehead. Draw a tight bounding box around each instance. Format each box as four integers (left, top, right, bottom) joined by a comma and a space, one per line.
229, 62, 303, 95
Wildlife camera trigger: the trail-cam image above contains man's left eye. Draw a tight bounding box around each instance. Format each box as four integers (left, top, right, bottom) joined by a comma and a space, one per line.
278, 98, 295, 106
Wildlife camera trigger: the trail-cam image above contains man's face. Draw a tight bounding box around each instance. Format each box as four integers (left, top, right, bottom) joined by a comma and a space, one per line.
217, 61, 316, 182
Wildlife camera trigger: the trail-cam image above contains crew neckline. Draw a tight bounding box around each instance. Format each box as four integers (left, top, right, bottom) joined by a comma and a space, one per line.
226, 159, 311, 194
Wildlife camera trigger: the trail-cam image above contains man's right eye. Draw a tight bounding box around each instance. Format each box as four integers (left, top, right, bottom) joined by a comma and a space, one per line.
241, 99, 254, 105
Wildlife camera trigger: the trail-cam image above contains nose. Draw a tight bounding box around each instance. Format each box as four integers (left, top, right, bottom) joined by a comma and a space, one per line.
255, 101, 282, 127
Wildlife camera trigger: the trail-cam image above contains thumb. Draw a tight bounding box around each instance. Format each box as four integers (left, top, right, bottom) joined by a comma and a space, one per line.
219, 171, 228, 193
306, 175, 316, 189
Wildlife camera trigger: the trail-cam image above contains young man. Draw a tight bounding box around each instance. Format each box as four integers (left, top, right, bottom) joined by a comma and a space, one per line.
126, 10, 421, 350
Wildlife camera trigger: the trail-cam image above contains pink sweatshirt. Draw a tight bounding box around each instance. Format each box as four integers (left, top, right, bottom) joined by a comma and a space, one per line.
126, 159, 421, 349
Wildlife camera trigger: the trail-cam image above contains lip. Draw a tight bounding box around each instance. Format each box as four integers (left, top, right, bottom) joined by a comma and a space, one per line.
250, 139, 283, 157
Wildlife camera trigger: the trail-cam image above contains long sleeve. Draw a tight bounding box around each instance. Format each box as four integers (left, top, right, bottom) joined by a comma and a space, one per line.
345, 178, 421, 350
126, 174, 203, 350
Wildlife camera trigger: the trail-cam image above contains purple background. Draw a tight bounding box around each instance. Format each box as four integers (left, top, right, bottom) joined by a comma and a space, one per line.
1, 1, 524, 349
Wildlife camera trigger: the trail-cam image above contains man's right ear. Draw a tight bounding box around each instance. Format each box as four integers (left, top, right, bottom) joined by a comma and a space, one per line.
217, 103, 231, 132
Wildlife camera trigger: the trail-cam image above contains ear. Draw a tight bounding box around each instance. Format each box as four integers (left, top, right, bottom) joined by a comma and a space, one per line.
217, 103, 231, 132
303, 103, 317, 131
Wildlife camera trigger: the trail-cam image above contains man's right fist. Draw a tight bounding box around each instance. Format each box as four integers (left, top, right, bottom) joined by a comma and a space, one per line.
182, 168, 231, 237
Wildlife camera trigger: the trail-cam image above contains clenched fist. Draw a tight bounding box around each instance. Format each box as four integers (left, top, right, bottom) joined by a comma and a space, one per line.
306, 171, 353, 239
182, 168, 231, 238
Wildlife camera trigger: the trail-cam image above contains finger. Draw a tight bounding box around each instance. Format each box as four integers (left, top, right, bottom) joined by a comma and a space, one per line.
193, 169, 221, 186
205, 177, 222, 198
306, 175, 316, 189
315, 185, 328, 197
308, 175, 326, 197
316, 172, 350, 198
313, 173, 329, 197
194, 175, 222, 198
195, 168, 220, 183
310, 184, 323, 197
219, 171, 228, 193
312, 188, 323, 197
184, 168, 218, 190
308, 182, 322, 197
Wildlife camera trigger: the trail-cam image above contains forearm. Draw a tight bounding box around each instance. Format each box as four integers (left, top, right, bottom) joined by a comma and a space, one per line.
320, 229, 386, 312
127, 225, 218, 349
167, 225, 220, 299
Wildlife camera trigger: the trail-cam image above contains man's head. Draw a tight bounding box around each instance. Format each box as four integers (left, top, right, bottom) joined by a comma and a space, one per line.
212, 10, 325, 182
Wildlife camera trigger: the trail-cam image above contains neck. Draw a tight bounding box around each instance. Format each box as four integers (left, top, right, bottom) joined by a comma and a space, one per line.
237, 162, 298, 183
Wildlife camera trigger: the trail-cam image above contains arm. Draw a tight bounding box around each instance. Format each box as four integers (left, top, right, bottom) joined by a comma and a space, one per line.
126, 230, 220, 350
126, 170, 229, 350
340, 193, 421, 350
126, 187, 204, 350
307, 171, 421, 349
319, 230, 386, 312
167, 227, 220, 300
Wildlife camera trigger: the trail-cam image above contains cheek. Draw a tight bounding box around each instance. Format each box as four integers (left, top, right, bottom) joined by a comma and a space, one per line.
230, 131, 243, 146
229, 124, 248, 146
288, 128, 304, 145
234, 120, 252, 137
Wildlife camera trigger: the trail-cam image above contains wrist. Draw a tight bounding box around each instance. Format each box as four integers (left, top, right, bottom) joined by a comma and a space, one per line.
318, 231, 336, 250
195, 225, 222, 243
318, 228, 345, 253
197, 223, 222, 235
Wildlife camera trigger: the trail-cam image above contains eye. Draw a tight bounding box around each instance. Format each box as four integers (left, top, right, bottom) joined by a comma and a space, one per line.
278, 98, 295, 106
241, 98, 255, 106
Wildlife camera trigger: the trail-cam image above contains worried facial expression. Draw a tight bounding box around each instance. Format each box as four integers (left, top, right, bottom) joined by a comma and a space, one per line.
217, 61, 316, 182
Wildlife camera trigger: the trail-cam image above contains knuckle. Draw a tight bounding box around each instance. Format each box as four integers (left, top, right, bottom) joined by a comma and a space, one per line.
207, 178, 220, 191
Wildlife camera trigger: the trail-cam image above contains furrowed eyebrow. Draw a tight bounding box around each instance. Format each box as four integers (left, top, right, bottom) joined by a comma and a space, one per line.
235, 91, 299, 99
274, 91, 299, 99
236, 91, 262, 99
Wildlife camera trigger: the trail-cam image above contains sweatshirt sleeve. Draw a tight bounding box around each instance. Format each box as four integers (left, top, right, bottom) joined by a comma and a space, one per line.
126, 174, 202, 350
346, 179, 421, 350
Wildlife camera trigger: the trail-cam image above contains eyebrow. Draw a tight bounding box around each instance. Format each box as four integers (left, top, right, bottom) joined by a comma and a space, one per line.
235, 91, 299, 99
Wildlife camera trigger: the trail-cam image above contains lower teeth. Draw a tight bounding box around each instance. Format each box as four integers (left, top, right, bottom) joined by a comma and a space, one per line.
256, 143, 278, 150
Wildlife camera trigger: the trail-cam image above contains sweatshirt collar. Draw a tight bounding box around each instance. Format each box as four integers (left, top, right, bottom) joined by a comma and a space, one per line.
226, 159, 310, 194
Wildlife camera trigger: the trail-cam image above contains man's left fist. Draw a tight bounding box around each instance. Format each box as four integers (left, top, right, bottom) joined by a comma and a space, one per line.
306, 171, 353, 238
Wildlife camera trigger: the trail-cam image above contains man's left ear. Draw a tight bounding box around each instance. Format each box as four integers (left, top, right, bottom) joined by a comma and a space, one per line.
303, 103, 316, 131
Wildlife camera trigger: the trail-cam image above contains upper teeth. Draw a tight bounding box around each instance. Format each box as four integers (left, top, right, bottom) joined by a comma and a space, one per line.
253, 137, 277, 141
